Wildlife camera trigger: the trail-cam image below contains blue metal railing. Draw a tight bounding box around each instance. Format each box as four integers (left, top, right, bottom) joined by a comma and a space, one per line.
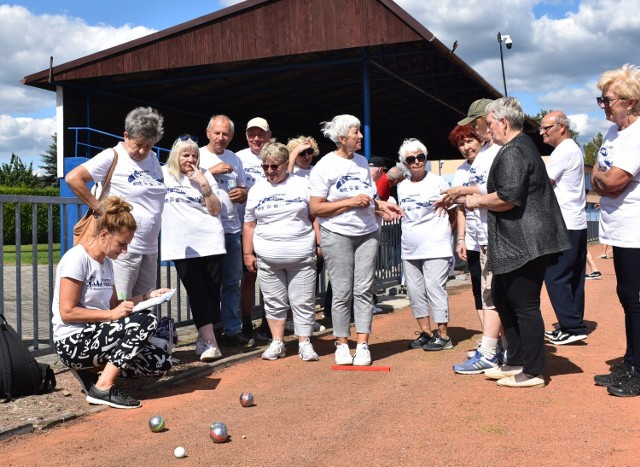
68, 127, 170, 161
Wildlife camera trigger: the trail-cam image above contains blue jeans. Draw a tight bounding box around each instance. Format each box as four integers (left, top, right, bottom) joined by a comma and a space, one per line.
221, 232, 242, 335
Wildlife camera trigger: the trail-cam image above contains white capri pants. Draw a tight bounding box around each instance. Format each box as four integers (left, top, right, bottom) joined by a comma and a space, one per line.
403, 257, 451, 323
257, 255, 317, 337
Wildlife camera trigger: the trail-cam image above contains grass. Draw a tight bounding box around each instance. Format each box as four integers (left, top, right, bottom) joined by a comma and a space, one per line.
2, 243, 61, 265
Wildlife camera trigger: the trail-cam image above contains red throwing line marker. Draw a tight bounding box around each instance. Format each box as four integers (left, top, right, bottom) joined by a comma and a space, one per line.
331, 365, 391, 372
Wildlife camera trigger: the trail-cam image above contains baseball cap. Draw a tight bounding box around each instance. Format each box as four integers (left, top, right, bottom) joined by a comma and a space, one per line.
246, 117, 270, 132
457, 99, 494, 126
368, 156, 386, 168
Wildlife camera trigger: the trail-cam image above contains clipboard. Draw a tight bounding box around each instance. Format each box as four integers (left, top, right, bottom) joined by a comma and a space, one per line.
133, 288, 176, 312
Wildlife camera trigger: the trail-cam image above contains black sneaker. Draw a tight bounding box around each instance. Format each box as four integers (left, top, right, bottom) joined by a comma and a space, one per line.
549, 331, 587, 345
594, 363, 632, 387
86, 385, 141, 409
70, 368, 99, 394
585, 271, 602, 280
607, 368, 640, 397
423, 334, 453, 351
241, 319, 254, 339
223, 332, 256, 348
544, 329, 561, 340
409, 331, 434, 349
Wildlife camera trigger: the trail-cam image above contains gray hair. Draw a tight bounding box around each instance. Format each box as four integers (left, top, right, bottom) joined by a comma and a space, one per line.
124, 107, 164, 143
397, 138, 428, 163
165, 136, 200, 181
206, 114, 235, 134
486, 97, 525, 131
320, 114, 361, 145
386, 166, 405, 183
261, 139, 289, 165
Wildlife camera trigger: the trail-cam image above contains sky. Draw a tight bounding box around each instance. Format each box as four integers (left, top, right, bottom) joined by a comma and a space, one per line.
1, 0, 639, 169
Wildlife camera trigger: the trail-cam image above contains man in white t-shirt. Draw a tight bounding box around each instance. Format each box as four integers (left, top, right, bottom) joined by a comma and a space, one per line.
199, 115, 253, 347
541, 111, 588, 345
235, 117, 273, 340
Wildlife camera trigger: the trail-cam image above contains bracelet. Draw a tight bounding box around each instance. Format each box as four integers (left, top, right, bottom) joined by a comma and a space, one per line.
457, 239, 465, 243
202, 189, 212, 198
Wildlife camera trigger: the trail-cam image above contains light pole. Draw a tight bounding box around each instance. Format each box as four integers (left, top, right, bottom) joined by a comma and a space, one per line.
497, 32, 512, 97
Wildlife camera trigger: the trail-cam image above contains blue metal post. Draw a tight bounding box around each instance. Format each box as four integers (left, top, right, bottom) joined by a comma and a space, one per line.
362, 51, 371, 160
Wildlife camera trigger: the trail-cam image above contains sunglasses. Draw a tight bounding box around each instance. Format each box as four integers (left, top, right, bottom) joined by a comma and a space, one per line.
261, 162, 284, 171
405, 154, 426, 164
539, 123, 558, 133
596, 96, 625, 109
178, 134, 198, 143
298, 148, 314, 157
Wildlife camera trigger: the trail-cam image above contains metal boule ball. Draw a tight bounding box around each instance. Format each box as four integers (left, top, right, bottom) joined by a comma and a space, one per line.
149, 415, 165, 432
239, 392, 254, 407
210, 421, 228, 443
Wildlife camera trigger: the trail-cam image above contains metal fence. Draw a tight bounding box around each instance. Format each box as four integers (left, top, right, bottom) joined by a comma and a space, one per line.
0, 194, 403, 356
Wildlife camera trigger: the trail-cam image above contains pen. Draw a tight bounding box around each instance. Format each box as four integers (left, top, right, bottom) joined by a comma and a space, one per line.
118, 291, 126, 301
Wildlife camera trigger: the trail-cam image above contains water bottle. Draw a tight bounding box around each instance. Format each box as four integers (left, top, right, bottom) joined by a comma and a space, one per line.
227, 172, 238, 191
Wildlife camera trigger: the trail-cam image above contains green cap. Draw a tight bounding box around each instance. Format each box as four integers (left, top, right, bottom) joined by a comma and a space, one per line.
458, 98, 494, 126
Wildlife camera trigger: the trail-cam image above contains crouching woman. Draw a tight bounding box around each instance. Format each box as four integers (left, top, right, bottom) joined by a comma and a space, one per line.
52, 196, 173, 409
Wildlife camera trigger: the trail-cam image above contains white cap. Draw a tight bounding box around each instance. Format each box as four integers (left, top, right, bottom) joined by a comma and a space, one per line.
246, 117, 270, 132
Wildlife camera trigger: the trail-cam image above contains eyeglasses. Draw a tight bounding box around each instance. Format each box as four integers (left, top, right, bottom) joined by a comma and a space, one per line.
261, 162, 284, 171
597, 97, 624, 108
539, 123, 558, 133
298, 148, 314, 157
178, 134, 198, 143
405, 154, 426, 164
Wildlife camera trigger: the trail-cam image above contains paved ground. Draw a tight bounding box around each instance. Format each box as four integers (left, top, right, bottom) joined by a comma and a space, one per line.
1, 245, 639, 466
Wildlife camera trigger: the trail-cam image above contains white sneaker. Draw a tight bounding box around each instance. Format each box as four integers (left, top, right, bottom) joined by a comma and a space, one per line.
313, 322, 326, 333
261, 338, 286, 360
334, 341, 353, 365
298, 338, 319, 361
353, 341, 372, 366
195, 338, 208, 356
200, 344, 223, 362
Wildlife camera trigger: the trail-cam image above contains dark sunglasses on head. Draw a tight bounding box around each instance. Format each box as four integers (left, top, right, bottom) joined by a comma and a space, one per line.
298, 148, 314, 157
261, 162, 283, 171
405, 154, 426, 164
178, 134, 198, 143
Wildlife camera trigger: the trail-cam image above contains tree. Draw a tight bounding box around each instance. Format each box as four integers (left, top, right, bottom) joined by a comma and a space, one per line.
39, 133, 59, 187
531, 109, 580, 141
583, 132, 603, 166
0, 153, 41, 188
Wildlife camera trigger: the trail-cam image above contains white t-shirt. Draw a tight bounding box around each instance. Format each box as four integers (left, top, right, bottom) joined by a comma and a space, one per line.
160, 167, 226, 261
244, 175, 315, 259
233, 147, 265, 224
545, 138, 587, 230
397, 172, 453, 260
52, 245, 115, 341
452, 160, 479, 252
597, 119, 640, 248
82, 142, 165, 254
292, 166, 313, 179
198, 147, 244, 234
309, 152, 378, 236
466, 143, 500, 246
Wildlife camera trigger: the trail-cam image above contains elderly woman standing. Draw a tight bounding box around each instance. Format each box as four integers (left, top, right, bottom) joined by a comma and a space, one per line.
287, 135, 320, 179
448, 124, 485, 334
66, 107, 166, 299
243, 141, 320, 361
591, 64, 640, 397
397, 138, 456, 351
161, 135, 226, 362
465, 97, 569, 388
309, 114, 402, 366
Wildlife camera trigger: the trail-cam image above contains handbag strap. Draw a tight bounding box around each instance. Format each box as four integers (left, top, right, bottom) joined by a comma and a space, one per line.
96, 148, 118, 201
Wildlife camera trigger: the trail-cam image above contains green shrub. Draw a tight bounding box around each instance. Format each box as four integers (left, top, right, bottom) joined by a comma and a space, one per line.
0, 186, 61, 245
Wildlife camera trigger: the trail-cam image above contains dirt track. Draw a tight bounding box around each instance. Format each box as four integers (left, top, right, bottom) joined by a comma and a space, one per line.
1, 246, 639, 466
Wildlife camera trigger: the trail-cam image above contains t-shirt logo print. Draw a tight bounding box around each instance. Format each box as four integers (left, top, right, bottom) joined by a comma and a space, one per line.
336, 174, 371, 192
128, 170, 163, 186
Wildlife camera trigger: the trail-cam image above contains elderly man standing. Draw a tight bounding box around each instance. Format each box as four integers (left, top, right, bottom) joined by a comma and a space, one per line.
236, 117, 272, 340
541, 111, 588, 345
199, 114, 253, 347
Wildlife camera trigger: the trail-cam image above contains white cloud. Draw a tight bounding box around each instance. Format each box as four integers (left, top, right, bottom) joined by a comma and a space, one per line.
0, 4, 155, 162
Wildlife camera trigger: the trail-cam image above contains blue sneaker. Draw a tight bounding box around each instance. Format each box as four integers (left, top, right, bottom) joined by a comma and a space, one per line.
453, 351, 499, 375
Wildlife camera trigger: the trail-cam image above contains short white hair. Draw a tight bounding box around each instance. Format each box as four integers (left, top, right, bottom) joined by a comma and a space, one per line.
397, 138, 428, 163
320, 114, 361, 145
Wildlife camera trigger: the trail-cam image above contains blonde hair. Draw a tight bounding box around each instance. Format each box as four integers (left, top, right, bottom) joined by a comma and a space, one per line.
597, 63, 640, 115
287, 136, 320, 157
95, 196, 137, 236
261, 139, 289, 164
165, 136, 200, 180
